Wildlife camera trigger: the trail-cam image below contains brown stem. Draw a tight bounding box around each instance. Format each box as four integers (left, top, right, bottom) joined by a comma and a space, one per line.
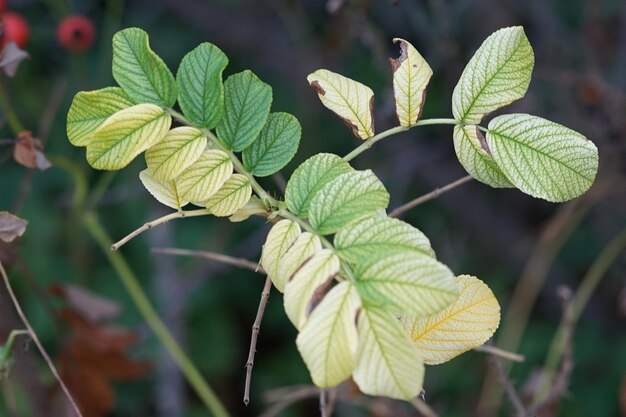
152, 247, 262, 273
410, 397, 439, 417
474, 344, 525, 363
319, 389, 328, 417
0, 260, 84, 417
244, 275, 272, 405
487, 354, 527, 417
389, 175, 473, 218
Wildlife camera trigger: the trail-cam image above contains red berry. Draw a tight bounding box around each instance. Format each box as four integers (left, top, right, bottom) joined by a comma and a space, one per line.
0, 12, 30, 49
57, 15, 96, 53
0, 0, 6, 14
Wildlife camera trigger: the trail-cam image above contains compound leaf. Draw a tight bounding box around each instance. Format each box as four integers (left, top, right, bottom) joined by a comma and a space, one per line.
67, 87, 134, 147
285, 153, 353, 218
176, 42, 229, 129
216, 70, 272, 151
205, 173, 251, 217
390, 38, 432, 127
139, 169, 188, 210
402, 275, 500, 365
452, 26, 534, 124
145, 127, 207, 181
86, 104, 171, 170
355, 252, 457, 316
353, 306, 424, 400
242, 112, 301, 177
307, 69, 375, 139
296, 281, 361, 387
309, 170, 389, 235
176, 150, 233, 204
112, 28, 177, 108
486, 114, 599, 202
335, 214, 434, 264
261, 220, 301, 281
273, 232, 322, 293
284, 249, 340, 330
453, 125, 513, 188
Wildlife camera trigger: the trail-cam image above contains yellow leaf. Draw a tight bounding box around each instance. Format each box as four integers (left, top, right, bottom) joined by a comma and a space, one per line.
402, 275, 501, 365
390, 38, 432, 127
139, 169, 188, 210
307, 69, 375, 139
145, 126, 207, 181
176, 150, 233, 204
273, 232, 322, 293
205, 174, 252, 217
260, 220, 301, 282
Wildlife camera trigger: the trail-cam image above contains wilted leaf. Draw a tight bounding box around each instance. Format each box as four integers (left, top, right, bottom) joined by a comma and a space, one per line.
0, 42, 29, 77
0, 212, 28, 243
13, 131, 52, 171
307, 69, 375, 139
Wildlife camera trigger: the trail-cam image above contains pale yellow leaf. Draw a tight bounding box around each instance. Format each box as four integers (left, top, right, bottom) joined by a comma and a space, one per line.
139, 169, 188, 210
307, 69, 375, 139
176, 150, 233, 204
296, 281, 361, 387
402, 274, 501, 365
390, 38, 432, 127
260, 220, 301, 281
273, 232, 322, 292
205, 173, 252, 217
284, 249, 340, 330
145, 126, 207, 181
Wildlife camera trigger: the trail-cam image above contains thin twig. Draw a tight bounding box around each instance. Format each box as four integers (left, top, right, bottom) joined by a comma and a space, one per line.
320, 388, 328, 417
260, 386, 319, 417
152, 247, 261, 273
474, 344, 525, 363
410, 397, 439, 417
389, 175, 473, 218
244, 275, 273, 405
487, 353, 528, 417
0, 260, 84, 417
111, 209, 211, 251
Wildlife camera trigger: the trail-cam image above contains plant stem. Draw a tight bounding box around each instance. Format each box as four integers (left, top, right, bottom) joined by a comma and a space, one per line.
342, 118, 462, 162
0, 261, 84, 417
389, 175, 473, 217
152, 247, 262, 273
474, 344, 525, 363
0, 76, 25, 134
82, 213, 230, 417
111, 209, 212, 251
0, 330, 29, 364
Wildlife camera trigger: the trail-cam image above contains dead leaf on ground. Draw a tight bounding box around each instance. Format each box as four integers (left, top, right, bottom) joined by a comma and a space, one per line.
50, 284, 121, 323
0, 42, 29, 77
13, 131, 52, 171
0, 211, 28, 243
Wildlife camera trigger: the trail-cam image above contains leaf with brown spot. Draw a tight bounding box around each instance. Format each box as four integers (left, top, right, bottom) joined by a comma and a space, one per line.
0, 212, 28, 243
13, 131, 52, 171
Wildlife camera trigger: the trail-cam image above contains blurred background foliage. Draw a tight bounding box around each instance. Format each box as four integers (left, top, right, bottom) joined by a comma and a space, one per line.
0, 0, 625, 416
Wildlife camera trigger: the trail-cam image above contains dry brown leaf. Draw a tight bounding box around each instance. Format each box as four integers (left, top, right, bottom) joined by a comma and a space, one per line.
0, 211, 28, 243
50, 284, 121, 323
13, 131, 52, 170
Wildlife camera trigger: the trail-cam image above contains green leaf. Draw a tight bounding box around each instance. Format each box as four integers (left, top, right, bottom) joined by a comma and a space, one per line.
307, 69, 375, 139
176, 43, 229, 129
402, 275, 500, 365
242, 112, 301, 177
452, 26, 534, 124
390, 38, 432, 127
145, 127, 207, 181
285, 153, 353, 218
296, 281, 361, 387
139, 169, 188, 210
86, 104, 171, 170
453, 125, 513, 188
353, 306, 424, 400
486, 114, 599, 202
309, 170, 390, 235
205, 173, 252, 217
273, 232, 321, 293
355, 252, 457, 316
112, 28, 177, 108
335, 215, 434, 264
216, 70, 272, 151
67, 87, 134, 147
284, 249, 340, 330
176, 150, 233, 204
261, 220, 301, 281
